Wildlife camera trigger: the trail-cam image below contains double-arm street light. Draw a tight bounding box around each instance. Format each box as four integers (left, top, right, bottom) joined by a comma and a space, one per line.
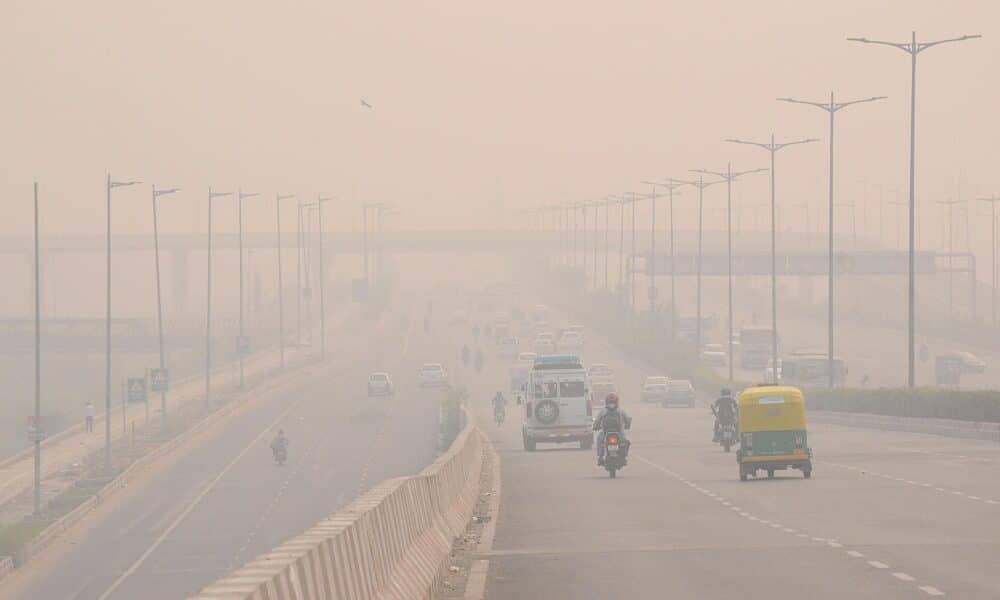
302, 196, 334, 359
726, 135, 817, 382
152, 185, 180, 416
642, 180, 688, 339
848, 31, 981, 387
205, 188, 234, 413
104, 174, 141, 472
692, 166, 767, 381
275, 193, 295, 369
778, 92, 885, 388
237, 189, 259, 389
672, 177, 724, 353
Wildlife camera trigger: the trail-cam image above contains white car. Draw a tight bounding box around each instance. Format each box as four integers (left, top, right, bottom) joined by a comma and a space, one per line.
558, 330, 583, 350
587, 363, 614, 382
418, 363, 449, 388
367, 372, 394, 396
641, 376, 670, 403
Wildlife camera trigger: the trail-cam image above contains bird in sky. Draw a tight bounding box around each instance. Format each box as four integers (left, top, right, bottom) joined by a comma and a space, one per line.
361, 99, 373, 109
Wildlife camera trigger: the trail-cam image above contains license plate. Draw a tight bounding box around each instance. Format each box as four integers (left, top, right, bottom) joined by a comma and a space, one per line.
607, 444, 619, 452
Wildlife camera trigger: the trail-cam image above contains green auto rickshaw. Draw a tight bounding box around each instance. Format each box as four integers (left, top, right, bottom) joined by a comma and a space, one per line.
737, 385, 812, 481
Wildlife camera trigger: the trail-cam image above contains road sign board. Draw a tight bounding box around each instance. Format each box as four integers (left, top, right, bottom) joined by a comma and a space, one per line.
150, 368, 169, 392
127, 377, 147, 403
237, 335, 250, 356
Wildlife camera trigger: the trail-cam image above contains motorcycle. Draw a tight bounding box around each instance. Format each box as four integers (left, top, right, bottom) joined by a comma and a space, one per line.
272, 443, 288, 466
601, 431, 628, 478
494, 404, 506, 426
462, 346, 471, 366
474, 352, 484, 372
719, 421, 737, 453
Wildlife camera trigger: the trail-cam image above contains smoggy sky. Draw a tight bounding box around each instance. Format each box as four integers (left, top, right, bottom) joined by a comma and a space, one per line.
1, 1, 997, 239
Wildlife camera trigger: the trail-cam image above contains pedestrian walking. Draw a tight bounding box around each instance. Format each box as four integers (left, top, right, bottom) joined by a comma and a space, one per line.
85, 401, 95, 433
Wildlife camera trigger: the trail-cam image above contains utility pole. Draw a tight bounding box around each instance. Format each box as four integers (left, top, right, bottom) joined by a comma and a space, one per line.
692, 165, 767, 381
275, 193, 295, 369
104, 174, 140, 472
726, 135, 817, 381
848, 31, 981, 387
778, 92, 885, 388
152, 185, 179, 415
643, 180, 688, 340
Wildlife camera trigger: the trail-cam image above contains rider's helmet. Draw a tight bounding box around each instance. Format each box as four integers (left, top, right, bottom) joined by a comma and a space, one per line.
720, 388, 732, 398
605, 392, 620, 410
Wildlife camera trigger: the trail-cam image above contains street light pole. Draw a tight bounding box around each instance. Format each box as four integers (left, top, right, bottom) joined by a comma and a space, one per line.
310, 196, 334, 360
726, 135, 817, 382
237, 189, 259, 390
848, 31, 981, 387
152, 185, 179, 416
275, 193, 295, 369
672, 178, 724, 354
104, 174, 140, 472
979, 195, 1000, 325
33, 182, 41, 515
205, 189, 233, 413
692, 166, 767, 381
643, 180, 688, 340
778, 92, 885, 388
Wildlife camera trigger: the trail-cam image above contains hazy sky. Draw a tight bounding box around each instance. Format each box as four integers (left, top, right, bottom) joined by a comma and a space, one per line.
1, 1, 997, 238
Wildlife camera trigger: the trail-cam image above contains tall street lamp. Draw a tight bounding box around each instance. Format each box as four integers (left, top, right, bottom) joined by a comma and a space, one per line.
237, 189, 259, 389
778, 92, 885, 388
979, 195, 1000, 325
848, 31, 981, 387
672, 177, 724, 354
275, 193, 295, 369
32, 182, 41, 514
105, 174, 141, 472
152, 185, 179, 416
205, 189, 234, 413
642, 180, 688, 339
693, 165, 767, 381
726, 135, 817, 381
303, 196, 334, 359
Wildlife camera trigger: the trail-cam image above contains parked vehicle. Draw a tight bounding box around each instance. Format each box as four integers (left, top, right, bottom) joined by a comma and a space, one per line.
522, 354, 592, 451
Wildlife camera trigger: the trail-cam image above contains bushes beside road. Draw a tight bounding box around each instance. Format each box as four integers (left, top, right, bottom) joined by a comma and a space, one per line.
806, 387, 1000, 423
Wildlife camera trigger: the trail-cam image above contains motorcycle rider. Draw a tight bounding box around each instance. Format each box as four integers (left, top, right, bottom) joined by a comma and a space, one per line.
712, 388, 738, 442
492, 391, 506, 421
593, 393, 631, 466
462, 344, 471, 366
271, 429, 289, 460
474, 348, 484, 371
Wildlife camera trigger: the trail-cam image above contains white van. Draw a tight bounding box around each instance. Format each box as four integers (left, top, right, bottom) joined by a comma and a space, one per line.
522, 355, 592, 451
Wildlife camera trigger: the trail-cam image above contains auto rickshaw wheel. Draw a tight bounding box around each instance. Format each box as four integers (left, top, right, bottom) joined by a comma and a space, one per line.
767, 469, 775, 479
803, 466, 812, 479
739, 467, 748, 481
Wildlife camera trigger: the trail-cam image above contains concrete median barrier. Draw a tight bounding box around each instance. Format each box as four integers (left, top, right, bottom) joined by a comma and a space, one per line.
192, 420, 485, 600
812, 410, 1000, 443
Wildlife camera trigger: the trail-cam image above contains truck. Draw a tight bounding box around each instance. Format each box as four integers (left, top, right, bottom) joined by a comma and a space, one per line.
522, 354, 593, 451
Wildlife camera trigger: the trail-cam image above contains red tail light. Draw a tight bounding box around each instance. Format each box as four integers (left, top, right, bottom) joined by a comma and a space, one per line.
606, 434, 619, 445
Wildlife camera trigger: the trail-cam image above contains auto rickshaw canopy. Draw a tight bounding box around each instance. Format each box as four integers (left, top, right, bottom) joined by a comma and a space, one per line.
737, 385, 807, 433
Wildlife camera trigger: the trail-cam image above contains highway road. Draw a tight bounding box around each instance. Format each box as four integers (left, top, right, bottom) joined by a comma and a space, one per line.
1, 300, 453, 599
468, 313, 1000, 599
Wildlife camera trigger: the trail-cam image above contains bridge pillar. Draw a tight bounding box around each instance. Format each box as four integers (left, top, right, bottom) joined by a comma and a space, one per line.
171, 249, 188, 313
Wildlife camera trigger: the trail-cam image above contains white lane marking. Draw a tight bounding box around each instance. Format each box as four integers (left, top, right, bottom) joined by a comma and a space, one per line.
829, 542, 843, 548
796, 533, 809, 538
97, 389, 306, 600
847, 550, 865, 558
868, 560, 890, 569
893, 573, 915, 581
919, 585, 945, 596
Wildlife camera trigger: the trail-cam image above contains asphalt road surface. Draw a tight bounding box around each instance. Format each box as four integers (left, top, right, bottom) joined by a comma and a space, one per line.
470, 315, 1000, 599
3, 306, 451, 600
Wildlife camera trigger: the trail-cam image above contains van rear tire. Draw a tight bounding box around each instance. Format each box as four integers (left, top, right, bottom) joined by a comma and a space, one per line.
523, 435, 536, 452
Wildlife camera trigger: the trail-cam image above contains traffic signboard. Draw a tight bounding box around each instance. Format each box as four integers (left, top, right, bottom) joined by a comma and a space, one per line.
150, 368, 169, 392
127, 377, 148, 403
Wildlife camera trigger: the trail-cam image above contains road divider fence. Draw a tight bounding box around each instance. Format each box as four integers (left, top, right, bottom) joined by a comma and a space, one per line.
193, 417, 485, 600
